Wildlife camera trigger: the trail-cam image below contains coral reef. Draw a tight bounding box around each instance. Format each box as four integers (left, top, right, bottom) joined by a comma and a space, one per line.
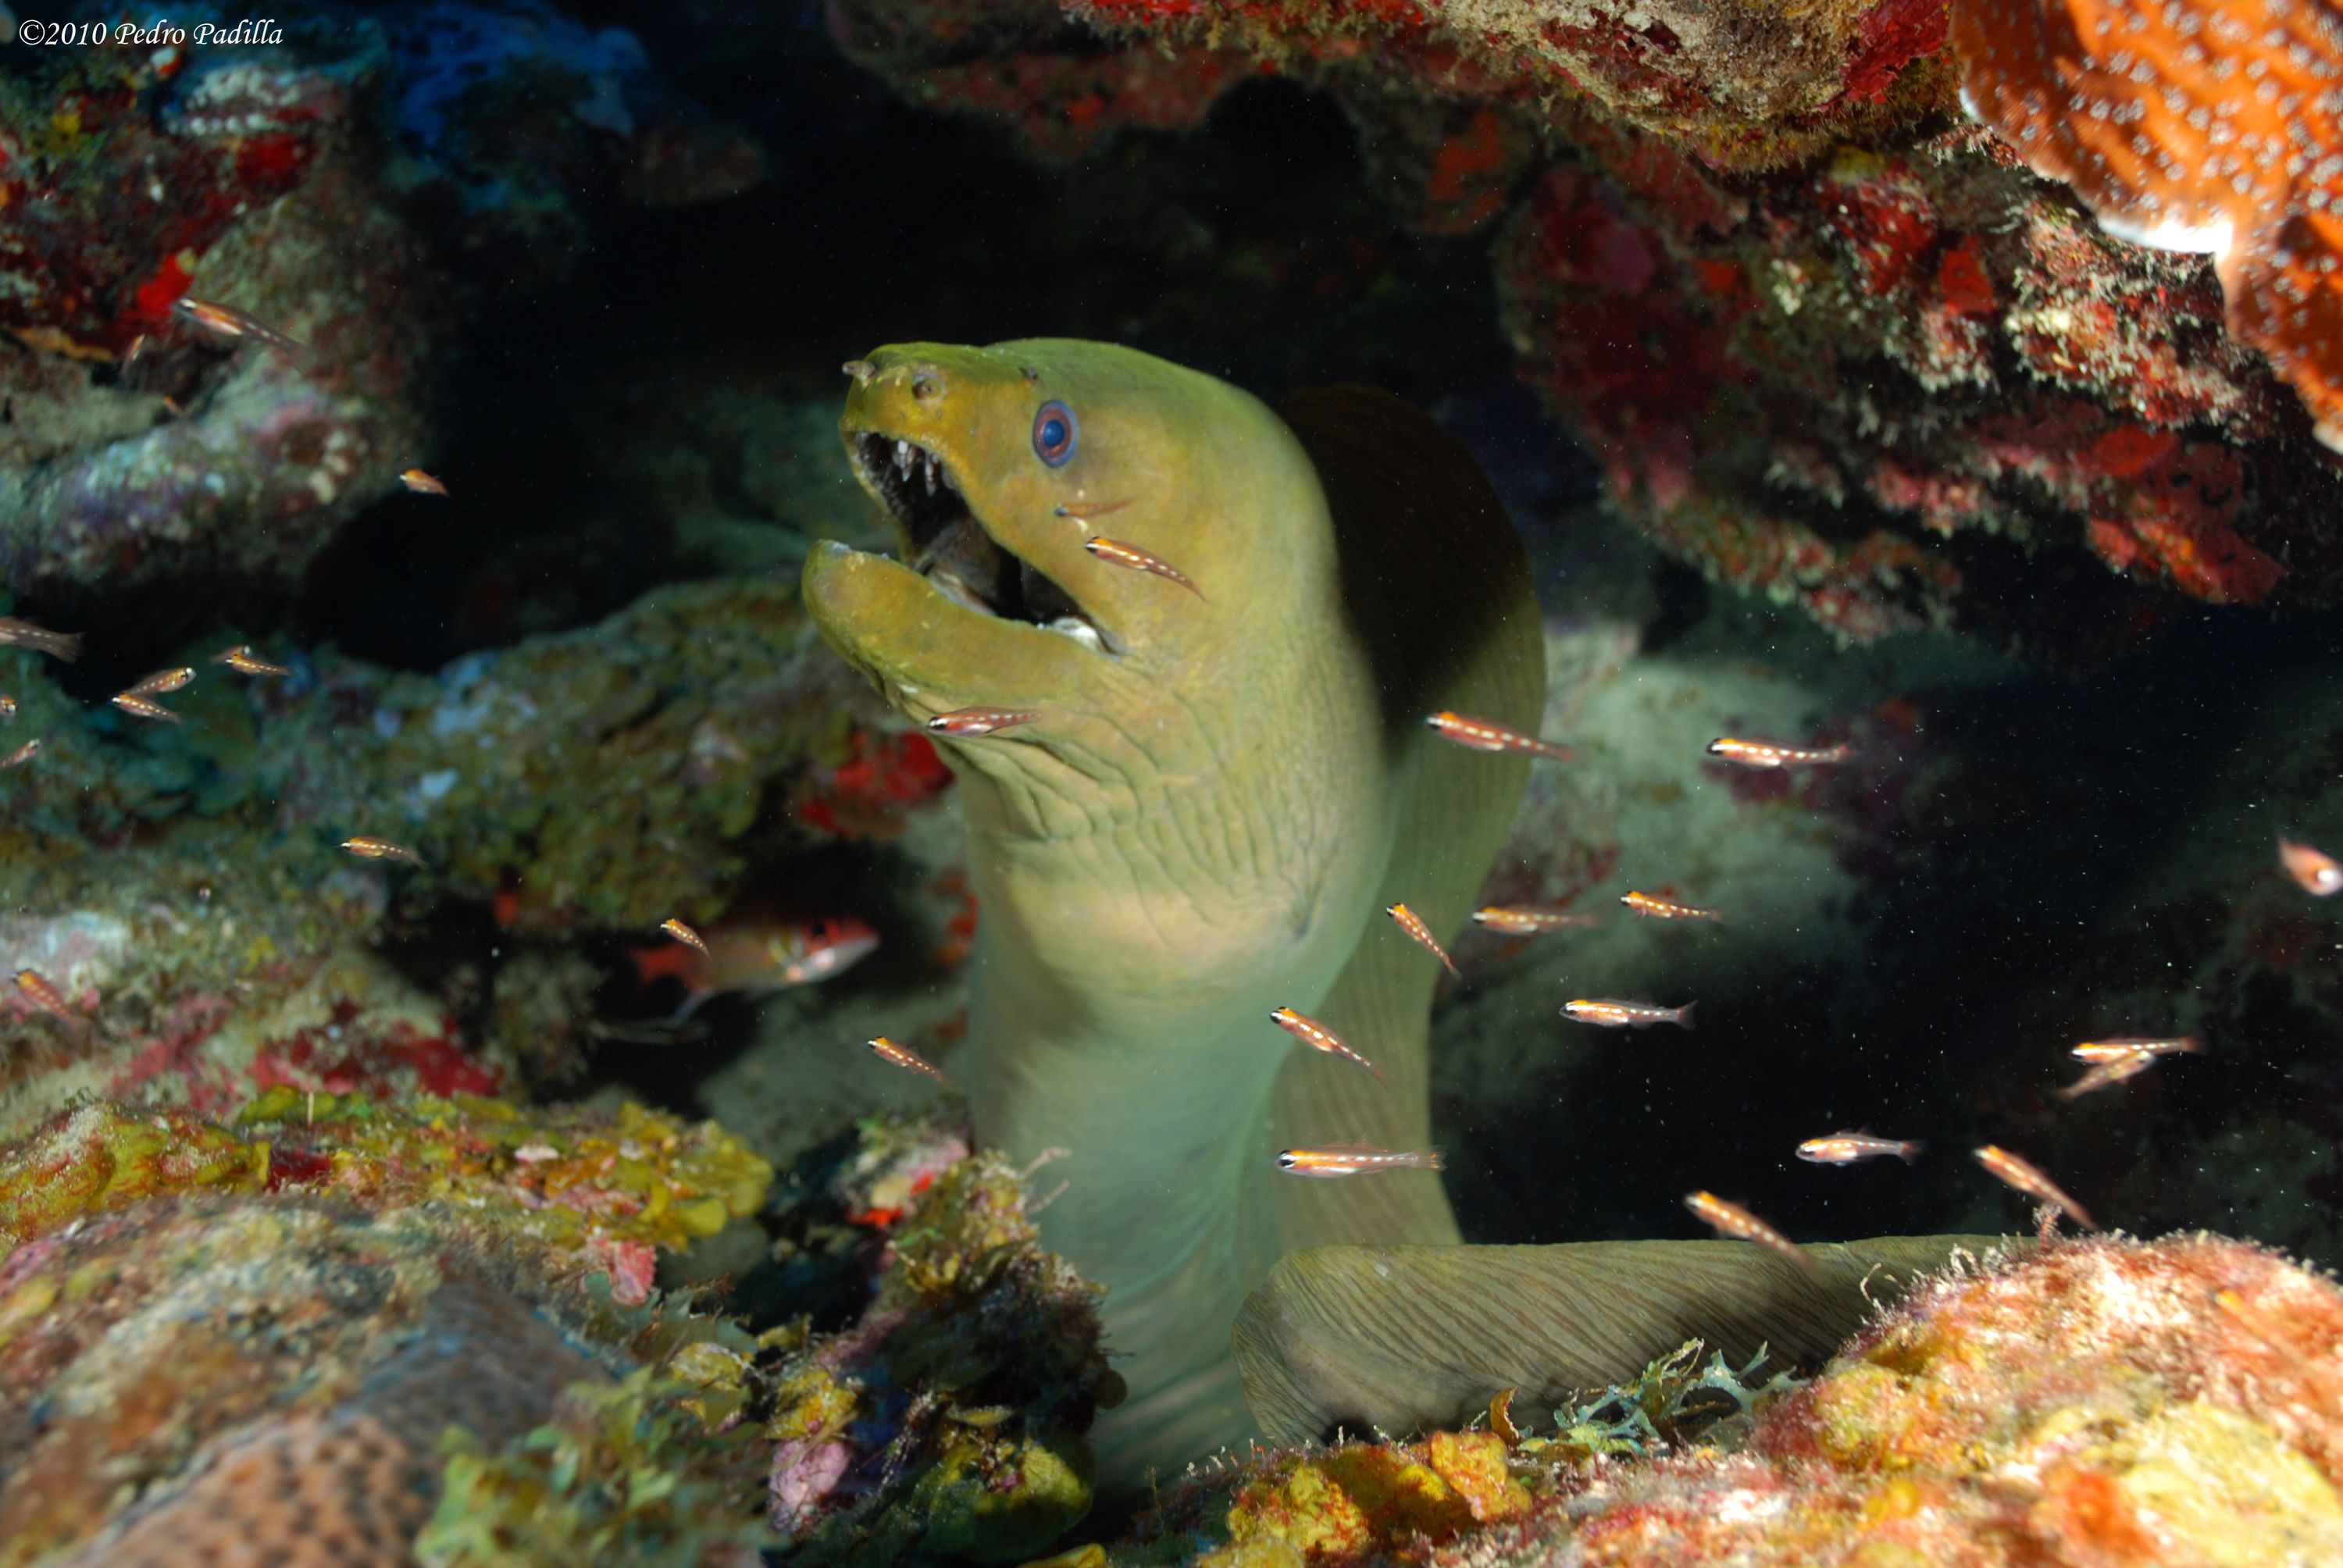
1123, 1234, 2343, 1566
825, 0, 2343, 641
0, 1, 761, 608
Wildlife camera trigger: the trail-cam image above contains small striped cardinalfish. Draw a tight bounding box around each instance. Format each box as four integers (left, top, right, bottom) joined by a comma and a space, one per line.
1083, 536, 1204, 598
1706, 736, 1852, 769
0, 618, 80, 662
1797, 1131, 1922, 1164
1563, 998, 1693, 1028
2056, 1052, 2160, 1100
1268, 1006, 1381, 1079
110, 694, 180, 723
1275, 1143, 1443, 1178
927, 707, 1040, 737
173, 296, 306, 356
1621, 890, 1723, 922
212, 645, 292, 677
2071, 1035, 2201, 1064
1385, 903, 1460, 977
1974, 1145, 2096, 1231
14, 968, 85, 1031
123, 666, 194, 698
342, 836, 426, 866
868, 1035, 948, 1085
1684, 1191, 1811, 1269
1422, 711, 1572, 763
1471, 906, 1603, 935
2278, 838, 2341, 896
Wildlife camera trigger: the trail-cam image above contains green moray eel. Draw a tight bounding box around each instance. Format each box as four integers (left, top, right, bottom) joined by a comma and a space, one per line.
803, 340, 1542, 1485
802, 340, 1985, 1490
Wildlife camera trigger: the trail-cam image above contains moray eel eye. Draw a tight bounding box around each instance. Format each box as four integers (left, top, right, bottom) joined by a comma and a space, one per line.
1032, 401, 1076, 467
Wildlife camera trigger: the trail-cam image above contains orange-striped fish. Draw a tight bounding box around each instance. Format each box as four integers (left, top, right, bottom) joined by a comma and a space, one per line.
1275, 1143, 1443, 1178
2, 737, 41, 769
869, 1035, 948, 1084
1974, 1145, 2096, 1230
1471, 906, 1603, 935
2055, 1052, 2159, 1100
342, 836, 426, 866
1422, 711, 1573, 763
110, 693, 180, 723
1268, 1006, 1382, 1079
123, 666, 194, 697
1621, 890, 1723, 922
1685, 1191, 1811, 1269
1385, 903, 1460, 978
2279, 838, 2341, 896
212, 645, 292, 677
0, 618, 80, 662
1706, 736, 1852, 769
14, 968, 84, 1031
1797, 1131, 1923, 1164
401, 469, 450, 497
173, 296, 305, 355
927, 707, 1039, 737
1563, 998, 1694, 1029
2071, 1035, 2201, 1064
1083, 535, 1204, 598
660, 918, 708, 954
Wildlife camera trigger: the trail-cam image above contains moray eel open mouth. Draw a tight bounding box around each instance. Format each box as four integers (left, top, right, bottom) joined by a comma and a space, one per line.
843, 429, 1124, 657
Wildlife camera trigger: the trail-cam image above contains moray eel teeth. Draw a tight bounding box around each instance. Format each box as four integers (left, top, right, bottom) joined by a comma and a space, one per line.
843, 426, 1125, 657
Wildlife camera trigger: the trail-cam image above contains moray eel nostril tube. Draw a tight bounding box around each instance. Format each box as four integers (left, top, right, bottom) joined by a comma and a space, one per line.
803, 339, 1543, 1486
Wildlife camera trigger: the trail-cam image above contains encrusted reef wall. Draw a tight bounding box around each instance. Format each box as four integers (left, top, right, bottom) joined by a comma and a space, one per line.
827, 0, 2343, 644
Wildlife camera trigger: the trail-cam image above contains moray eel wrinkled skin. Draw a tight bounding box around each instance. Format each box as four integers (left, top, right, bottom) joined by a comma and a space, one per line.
803, 340, 1544, 1485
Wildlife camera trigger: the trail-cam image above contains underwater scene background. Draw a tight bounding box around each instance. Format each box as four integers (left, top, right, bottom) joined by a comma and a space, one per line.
3, 0, 2343, 1562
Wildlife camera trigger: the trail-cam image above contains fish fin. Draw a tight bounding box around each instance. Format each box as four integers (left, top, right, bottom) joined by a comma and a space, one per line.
666, 987, 714, 1025
1675, 1002, 1696, 1031
1422, 1146, 1444, 1172
1901, 1140, 1926, 1162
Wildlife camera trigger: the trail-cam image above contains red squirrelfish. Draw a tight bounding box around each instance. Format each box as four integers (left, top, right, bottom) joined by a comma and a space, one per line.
0, 618, 81, 662
927, 707, 1040, 738
1083, 535, 1204, 598
2279, 838, 2342, 896
1685, 1191, 1811, 1269
1268, 1006, 1382, 1079
868, 1035, 949, 1085
1621, 890, 1724, 922
212, 644, 293, 677
2071, 1035, 2202, 1063
1385, 903, 1460, 978
1563, 998, 1694, 1029
14, 968, 84, 1031
1797, 1131, 1923, 1164
1974, 1145, 2096, 1230
1471, 905, 1603, 935
173, 296, 306, 355
1706, 736, 1852, 769
1276, 1143, 1443, 1178
1422, 711, 1572, 763
629, 911, 880, 1019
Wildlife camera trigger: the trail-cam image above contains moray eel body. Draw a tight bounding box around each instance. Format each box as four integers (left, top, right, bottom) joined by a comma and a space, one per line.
803, 340, 1543, 1486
